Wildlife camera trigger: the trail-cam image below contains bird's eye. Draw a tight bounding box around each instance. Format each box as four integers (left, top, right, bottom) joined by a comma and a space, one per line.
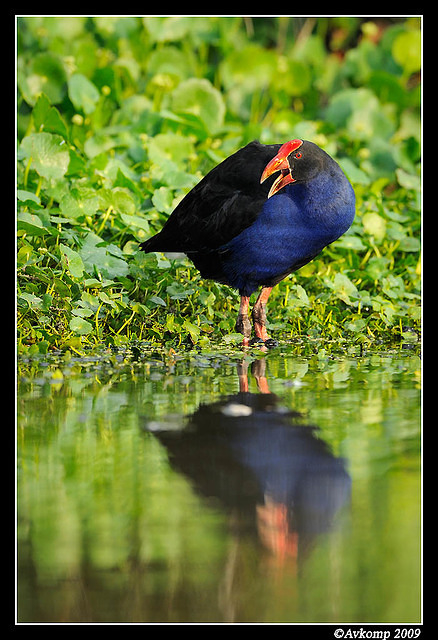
295, 152, 302, 159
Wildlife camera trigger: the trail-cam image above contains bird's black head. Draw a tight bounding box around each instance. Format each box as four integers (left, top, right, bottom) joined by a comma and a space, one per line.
260, 139, 331, 198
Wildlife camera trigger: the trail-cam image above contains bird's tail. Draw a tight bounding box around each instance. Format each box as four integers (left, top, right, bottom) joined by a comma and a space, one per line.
140, 232, 180, 253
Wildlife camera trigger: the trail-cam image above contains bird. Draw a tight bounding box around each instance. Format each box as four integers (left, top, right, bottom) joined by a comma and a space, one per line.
145, 358, 351, 561
140, 139, 355, 346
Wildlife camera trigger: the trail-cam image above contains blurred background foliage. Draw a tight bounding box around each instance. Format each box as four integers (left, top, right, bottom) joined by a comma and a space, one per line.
16, 16, 421, 353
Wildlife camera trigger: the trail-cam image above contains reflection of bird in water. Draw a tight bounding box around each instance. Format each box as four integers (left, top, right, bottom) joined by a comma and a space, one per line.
144, 359, 351, 564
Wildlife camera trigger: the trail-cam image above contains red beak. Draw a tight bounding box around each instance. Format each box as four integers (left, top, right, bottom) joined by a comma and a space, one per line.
260, 139, 303, 198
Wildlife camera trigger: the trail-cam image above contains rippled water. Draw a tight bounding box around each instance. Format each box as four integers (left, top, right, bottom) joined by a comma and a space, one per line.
17, 341, 421, 623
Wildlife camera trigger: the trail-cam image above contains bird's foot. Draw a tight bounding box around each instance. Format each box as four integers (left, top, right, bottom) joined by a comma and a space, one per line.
236, 313, 252, 340
248, 337, 264, 346
248, 337, 278, 349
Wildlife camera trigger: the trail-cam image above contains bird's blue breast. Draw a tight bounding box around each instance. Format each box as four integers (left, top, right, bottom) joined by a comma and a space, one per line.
220, 171, 355, 296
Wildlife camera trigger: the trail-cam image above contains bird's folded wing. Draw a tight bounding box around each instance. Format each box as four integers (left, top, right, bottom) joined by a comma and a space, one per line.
141, 141, 281, 253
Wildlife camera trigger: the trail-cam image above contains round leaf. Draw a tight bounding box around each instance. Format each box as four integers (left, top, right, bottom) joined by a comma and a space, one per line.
69, 316, 93, 335
20, 132, 70, 180
171, 78, 225, 134
392, 30, 421, 75
68, 73, 100, 115
17, 212, 48, 236
362, 212, 387, 241
59, 244, 85, 278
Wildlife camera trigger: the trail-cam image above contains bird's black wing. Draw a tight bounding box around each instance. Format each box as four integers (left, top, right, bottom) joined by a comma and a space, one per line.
140, 141, 281, 253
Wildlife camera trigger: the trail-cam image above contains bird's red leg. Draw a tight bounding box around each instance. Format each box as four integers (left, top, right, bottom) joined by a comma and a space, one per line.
235, 295, 252, 346
237, 360, 249, 392
252, 287, 273, 342
251, 358, 270, 394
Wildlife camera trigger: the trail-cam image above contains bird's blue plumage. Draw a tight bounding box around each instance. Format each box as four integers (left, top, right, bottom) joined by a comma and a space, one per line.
141, 137, 357, 345
220, 170, 356, 296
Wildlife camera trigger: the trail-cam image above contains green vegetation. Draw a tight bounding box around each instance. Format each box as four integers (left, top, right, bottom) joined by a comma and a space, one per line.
17, 17, 421, 355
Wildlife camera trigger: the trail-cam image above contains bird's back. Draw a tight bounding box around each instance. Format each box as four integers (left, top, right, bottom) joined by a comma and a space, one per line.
140, 141, 281, 254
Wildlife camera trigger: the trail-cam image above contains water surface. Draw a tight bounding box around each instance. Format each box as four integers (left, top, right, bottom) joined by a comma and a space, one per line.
17, 341, 421, 623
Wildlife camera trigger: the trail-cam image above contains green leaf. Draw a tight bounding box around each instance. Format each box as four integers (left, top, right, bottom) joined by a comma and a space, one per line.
69, 316, 93, 335
120, 214, 150, 241
149, 296, 167, 307
18, 292, 44, 310
398, 236, 421, 252
152, 187, 175, 214
292, 284, 310, 307
71, 307, 94, 318
60, 190, 99, 219
396, 168, 420, 191
17, 212, 49, 236
147, 133, 195, 167
20, 132, 70, 180
59, 244, 85, 278
362, 212, 387, 241
79, 233, 129, 280
334, 235, 367, 251
330, 273, 359, 305
147, 46, 194, 80
98, 188, 136, 215
339, 158, 371, 185
183, 319, 200, 343
68, 73, 100, 115
166, 283, 195, 300
18, 52, 67, 106
32, 93, 68, 138
392, 30, 421, 75
142, 16, 192, 42
221, 45, 277, 91
171, 78, 225, 134
17, 190, 41, 205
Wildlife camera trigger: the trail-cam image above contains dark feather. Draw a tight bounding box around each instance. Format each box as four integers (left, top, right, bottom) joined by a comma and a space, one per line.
140, 141, 281, 253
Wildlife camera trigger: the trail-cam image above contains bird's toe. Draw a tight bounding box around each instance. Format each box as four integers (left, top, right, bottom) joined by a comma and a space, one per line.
249, 337, 265, 346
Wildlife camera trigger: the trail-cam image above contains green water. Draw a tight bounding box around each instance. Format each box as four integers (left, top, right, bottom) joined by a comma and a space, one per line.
17, 341, 421, 623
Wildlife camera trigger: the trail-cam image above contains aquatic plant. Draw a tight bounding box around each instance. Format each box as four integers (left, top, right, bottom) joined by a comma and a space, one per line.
17, 17, 421, 354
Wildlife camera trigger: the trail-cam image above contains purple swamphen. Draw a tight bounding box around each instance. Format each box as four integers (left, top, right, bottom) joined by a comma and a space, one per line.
141, 139, 355, 346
